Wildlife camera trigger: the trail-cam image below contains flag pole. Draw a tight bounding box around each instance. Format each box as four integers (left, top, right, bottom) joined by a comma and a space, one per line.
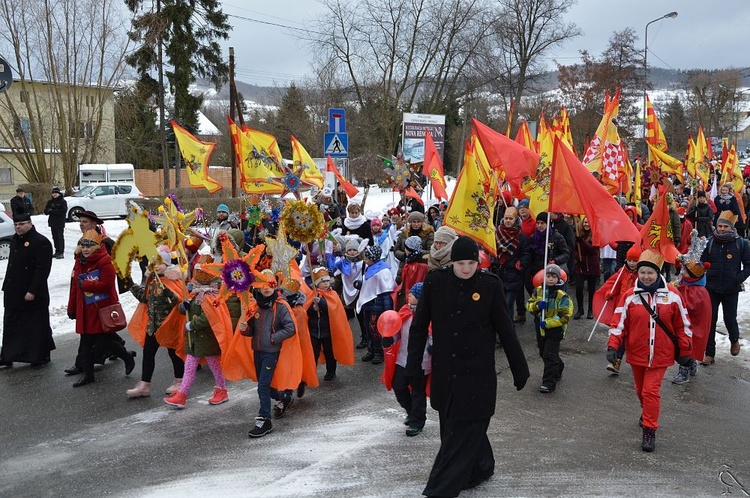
587, 266, 625, 341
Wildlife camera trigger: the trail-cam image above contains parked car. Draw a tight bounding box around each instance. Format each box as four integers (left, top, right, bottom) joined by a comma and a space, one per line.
0, 208, 14, 260
65, 183, 144, 221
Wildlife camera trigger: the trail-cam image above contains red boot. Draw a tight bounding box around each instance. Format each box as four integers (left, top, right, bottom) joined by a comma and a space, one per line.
208, 387, 229, 405
164, 391, 187, 409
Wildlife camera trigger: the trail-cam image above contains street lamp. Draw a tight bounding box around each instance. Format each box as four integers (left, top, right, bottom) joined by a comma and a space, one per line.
643, 11, 678, 141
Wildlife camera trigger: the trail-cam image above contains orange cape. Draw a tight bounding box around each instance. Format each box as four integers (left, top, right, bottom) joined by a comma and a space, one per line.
304, 288, 355, 366
128, 278, 187, 351
221, 298, 303, 390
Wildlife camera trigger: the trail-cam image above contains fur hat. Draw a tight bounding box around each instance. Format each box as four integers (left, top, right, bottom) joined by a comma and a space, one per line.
545, 263, 564, 283
79, 229, 103, 247
717, 210, 738, 227
407, 211, 426, 223
409, 282, 423, 300
312, 267, 331, 287
321, 187, 333, 198
434, 226, 457, 245
626, 245, 642, 261
405, 235, 423, 252
637, 250, 664, 272
450, 235, 479, 262
364, 244, 382, 261
227, 228, 245, 251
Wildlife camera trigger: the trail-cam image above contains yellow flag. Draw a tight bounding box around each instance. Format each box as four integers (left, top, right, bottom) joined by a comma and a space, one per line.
645, 94, 667, 151
170, 121, 222, 194
685, 136, 696, 179
521, 115, 554, 216
648, 143, 684, 176
693, 126, 709, 185
444, 139, 497, 256
721, 143, 743, 192
629, 158, 642, 217
290, 136, 324, 189
234, 125, 285, 194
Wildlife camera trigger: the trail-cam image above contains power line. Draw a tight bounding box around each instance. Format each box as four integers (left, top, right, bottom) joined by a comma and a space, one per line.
226, 12, 326, 37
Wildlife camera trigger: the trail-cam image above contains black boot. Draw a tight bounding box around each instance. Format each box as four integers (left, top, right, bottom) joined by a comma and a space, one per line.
73, 374, 95, 388
124, 353, 136, 376
356, 339, 369, 350
587, 310, 594, 319
641, 427, 656, 452
64, 365, 82, 375
573, 310, 583, 320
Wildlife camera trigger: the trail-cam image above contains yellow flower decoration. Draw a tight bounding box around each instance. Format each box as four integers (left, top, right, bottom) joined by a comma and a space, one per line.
280, 199, 325, 244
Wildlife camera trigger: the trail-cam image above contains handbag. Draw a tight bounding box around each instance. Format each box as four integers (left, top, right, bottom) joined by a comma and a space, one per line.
97, 302, 127, 333
638, 294, 680, 361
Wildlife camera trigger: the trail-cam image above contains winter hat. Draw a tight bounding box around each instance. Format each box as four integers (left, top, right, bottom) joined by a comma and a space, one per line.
345, 238, 360, 252
52, 187, 62, 194
535, 211, 549, 224
518, 198, 530, 209
321, 187, 333, 198
637, 250, 664, 272
696, 190, 707, 199
370, 217, 383, 229
79, 229, 103, 247
405, 235, 423, 252
364, 244, 382, 261
626, 246, 642, 261
15, 187, 25, 193
312, 267, 331, 287
12, 206, 31, 223
717, 210, 738, 227
434, 226, 457, 245
216, 203, 229, 214
545, 263, 563, 283
227, 228, 245, 251
407, 211, 426, 223
450, 235, 479, 262
409, 282, 423, 300
677, 207, 686, 218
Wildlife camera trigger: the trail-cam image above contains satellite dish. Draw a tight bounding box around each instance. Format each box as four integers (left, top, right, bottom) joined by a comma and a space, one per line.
0, 56, 13, 93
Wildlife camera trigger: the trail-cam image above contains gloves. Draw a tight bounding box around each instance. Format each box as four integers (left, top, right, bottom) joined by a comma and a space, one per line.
67, 311, 75, 320
677, 355, 692, 367
514, 374, 528, 391
179, 301, 190, 313
539, 320, 546, 330
606, 348, 618, 366
537, 301, 547, 311
382, 336, 395, 348
184, 322, 191, 332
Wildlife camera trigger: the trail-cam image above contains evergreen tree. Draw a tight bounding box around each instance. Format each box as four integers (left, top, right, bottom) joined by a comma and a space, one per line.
114, 79, 162, 170
662, 95, 689, 157
273, 83, 313, 158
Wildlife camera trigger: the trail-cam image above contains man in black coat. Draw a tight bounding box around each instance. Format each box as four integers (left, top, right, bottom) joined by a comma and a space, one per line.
406, 236, 529, 497
0, 211, 55, 367
44, 187, 67, 258
9, 187, 33, 219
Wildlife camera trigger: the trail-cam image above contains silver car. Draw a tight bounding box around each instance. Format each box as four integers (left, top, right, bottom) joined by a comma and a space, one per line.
65, 183, 144, 221
0, 208, 14, 260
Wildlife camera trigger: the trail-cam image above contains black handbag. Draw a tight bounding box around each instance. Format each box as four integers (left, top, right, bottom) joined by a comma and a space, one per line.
638, 294, 680, 361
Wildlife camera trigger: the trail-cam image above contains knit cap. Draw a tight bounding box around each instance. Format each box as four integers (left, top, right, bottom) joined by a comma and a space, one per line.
535, 211, 548, 224
370, 217, 383, 229
405, 235, 423, 252
450, 236, 479, 262
216, 203, 229, 214
518, 198, 530, 209
407, 211, 425, 223
345, 238, 360, 252
364, 244, 383, 261
626, 246, 642, 261
545, 263, 564, 283
434, 226, 457, 245
409, 282, 423, 300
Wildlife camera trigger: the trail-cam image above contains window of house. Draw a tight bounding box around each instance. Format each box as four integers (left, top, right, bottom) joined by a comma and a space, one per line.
0, 168, 12, 184
19, 90, 29, 103
13, 116, 30, 142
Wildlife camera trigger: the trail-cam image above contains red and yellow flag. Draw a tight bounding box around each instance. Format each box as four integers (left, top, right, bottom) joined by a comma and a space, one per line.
645, 94, 667, 152
471, 118, 539, 181
548, 136, 640, 247
291, 136, 325, 189
648, 143, 683, 176
693, 126, 710, 185
514, 120, 537, 152
721, 143, 742, 192
326, 156, 359, 198
444, 138, 497, 255
685, 135, 696, 179
170, 121, 222, 194
640, 190, 680, 264
422, 130, 449, 201
581, 89, 624, 194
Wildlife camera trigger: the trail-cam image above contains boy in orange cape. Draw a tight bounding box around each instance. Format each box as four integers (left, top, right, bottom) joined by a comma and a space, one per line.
127, 248, 187, 398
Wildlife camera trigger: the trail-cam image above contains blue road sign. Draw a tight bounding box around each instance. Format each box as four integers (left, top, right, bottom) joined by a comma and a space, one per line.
328, 108, 346, 133
324, 132, 348, 158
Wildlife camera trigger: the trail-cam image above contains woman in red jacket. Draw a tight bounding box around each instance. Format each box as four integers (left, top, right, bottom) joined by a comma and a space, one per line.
606, 250, 692, 452
67, 230, 135, 387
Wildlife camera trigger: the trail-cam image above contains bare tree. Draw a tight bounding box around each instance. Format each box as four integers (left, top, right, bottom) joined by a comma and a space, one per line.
685, 69, 742, 139
0, 0, 130, 188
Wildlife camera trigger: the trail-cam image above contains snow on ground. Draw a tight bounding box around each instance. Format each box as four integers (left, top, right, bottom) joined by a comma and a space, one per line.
0, 180, 747, 367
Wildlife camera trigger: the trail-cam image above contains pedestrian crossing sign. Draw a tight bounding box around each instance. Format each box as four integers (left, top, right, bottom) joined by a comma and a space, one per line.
324, 132, 348, 158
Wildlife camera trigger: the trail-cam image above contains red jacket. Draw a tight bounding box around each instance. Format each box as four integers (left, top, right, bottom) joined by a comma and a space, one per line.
67, 246, 119, 334
607, 281, 692, 368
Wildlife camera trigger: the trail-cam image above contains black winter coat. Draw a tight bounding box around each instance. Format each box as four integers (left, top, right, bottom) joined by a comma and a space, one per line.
686, 202, 714, 238
492, 232, 531, 293
406, 268, 529, 420
10, 195, 33, 219
701, 235, 750, 293
44, 196, 67, 227
307, 295, 331, 339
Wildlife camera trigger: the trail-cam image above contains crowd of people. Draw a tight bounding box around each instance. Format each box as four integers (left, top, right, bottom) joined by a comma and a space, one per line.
1, 177, 749, 496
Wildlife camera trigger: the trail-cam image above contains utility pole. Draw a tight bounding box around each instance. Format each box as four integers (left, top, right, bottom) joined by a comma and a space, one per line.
229, 47, 237, 198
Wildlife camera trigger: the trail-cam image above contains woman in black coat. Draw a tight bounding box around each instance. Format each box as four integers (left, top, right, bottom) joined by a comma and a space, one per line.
406, 236, 529, 497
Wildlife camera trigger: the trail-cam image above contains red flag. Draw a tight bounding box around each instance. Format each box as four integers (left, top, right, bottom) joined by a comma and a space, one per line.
326, 156, 359, 198
471, 118, 539, 181
548, 136, 640, 248
421, 130, 449, 201
706, 137, 715, 160
404, 186, 424, 206
640, 190, 680, 264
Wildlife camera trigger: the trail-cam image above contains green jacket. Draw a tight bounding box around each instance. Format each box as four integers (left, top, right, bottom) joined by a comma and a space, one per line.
179, 294, 221, 357
526, 285, 573, 336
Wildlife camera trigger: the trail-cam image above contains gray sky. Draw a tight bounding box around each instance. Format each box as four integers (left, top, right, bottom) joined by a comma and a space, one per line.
220, 0, 750, 87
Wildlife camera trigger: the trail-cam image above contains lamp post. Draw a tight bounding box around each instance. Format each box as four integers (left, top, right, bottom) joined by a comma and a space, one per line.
643, 11, 678, 142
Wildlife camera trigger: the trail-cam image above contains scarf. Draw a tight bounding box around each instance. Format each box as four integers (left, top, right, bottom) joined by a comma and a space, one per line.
529, 227, 554, 256
344, 214, 367, 231
718, 193, 734, 204
365, 259, 389, 279
496, 225, 521, 266
191, 282, 219, 305
254, 291, 277, 309
635, 278, 664, 295
712, 227, 739, 242
428, 242, 453, 270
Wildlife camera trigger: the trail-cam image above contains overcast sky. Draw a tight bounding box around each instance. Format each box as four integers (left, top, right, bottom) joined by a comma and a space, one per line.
219, 0, 750, 87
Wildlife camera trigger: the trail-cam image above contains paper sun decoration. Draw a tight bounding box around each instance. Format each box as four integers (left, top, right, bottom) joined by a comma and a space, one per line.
111, 202, 160, 280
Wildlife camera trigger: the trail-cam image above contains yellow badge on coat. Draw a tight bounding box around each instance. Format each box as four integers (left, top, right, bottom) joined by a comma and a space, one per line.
24, 242, 29, 247
727, 254, 733, 259
472, 292, 480, 301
